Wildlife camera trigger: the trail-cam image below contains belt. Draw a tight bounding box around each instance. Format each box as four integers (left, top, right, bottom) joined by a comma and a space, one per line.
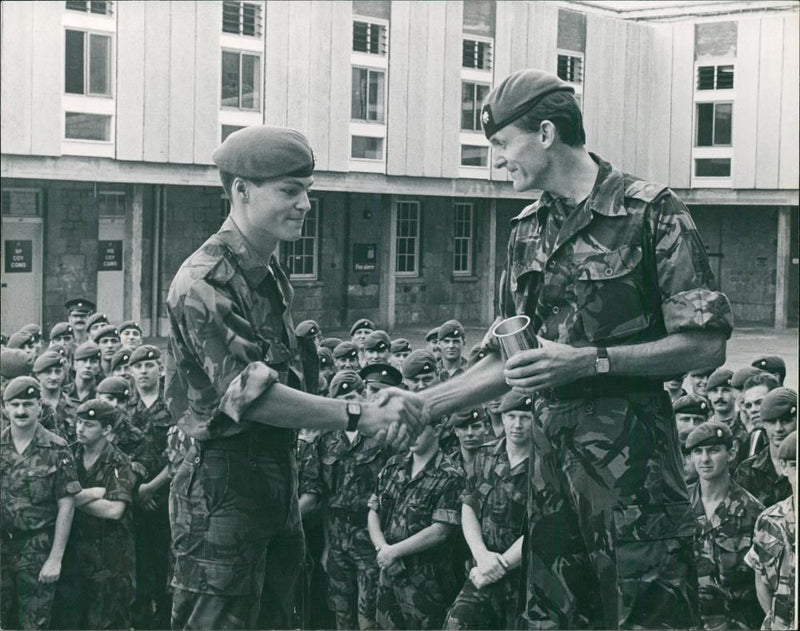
200, 426, 296, 453
542, 376, 664, 401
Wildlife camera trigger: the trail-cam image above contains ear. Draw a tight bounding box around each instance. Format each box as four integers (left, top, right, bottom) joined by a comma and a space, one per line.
232, 177, 248, 200
539, 120, 557, 148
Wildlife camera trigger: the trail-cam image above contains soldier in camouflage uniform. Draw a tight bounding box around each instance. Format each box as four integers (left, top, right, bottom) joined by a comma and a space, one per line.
65, 341, 101, 406
745, 431, 796, 630
1, 377, 80, 630
707, 368, 750, 469
33, 350, 76, 441
444, 391, 532, 630
685, 421, 764, 629
415, 68, 733, 629
368, 420, 465, 629
166, 126, 419, 630
438, 320, 468, 382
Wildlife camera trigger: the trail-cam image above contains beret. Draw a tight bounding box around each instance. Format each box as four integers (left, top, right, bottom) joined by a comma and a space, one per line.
318, 347, 334, 368
688, 368, 714, 378
129, 344, 161, 365
349, 319, 376, 337
92, 324, 120, 342
321, 337, 343, 352
333, 341, 359, 360
118, 320, 142, 334
49, 322, 74, 339
760, 387, 797, 421
390, 338, 411, 354
33, 351, 66, 374
74, 341, 101, 361
685, 421, 733, 451
295, 320, 320, 338
359, 363, 402, 388
467, 343, 488, 368
481, 69, 575, 139
87, 313, 109, 330
498, 390, 534, 413
778, 431, 796, 460
438, 320, 464, 341
3, 376, 41, 401
706, 368, 734, 391
1, 349, 32, 378
329, 370, 364, 398
7, 331, 35, 349
448, 408, 488, 428
364, 330, 391, 352
76, 398, 117, 422
731, 366, 763, 389
213, 125, 315, 180
425, 328, 439, 342
19, 324, 42, 341
65, 298, 95, 313
97, 376, 131, 398
110, 348, 132, 372
673, 394, 709, 416
402, 350, 438, 379
752, 356, 786, 375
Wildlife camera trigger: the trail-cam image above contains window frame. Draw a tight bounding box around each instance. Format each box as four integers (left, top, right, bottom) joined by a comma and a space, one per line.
462, 36, 493, 71
1, 188, 43, 217
453, 202, 474, 276
64, 111, 113, 142
220, 49, 262, 111
221, 1, 263, 37
64, 28, 113, 97
556, 51, 584, 85
461, 81, 491, 132
695, 101, 733, 148
283, 198, 320, 280
65, 1, 113, 15
395, 200, 421, 278
696, 63, 735, 91
352, 18, 389, 56
351, 66, 386, 123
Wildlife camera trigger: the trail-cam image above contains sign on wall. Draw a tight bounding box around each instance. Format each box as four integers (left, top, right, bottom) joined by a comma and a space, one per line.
4, 240, 32, 273
354, 243, 377, 272
98, 240, 123, 271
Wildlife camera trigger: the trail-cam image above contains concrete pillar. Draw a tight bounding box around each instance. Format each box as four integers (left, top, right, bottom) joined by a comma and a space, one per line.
129, 184, 144, 323
483, 199, 497, 326
774, 206, 791, 329
381, 196, 398, 330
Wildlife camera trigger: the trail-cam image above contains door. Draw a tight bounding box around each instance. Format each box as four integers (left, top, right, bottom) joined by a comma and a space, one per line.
1, 217, 44, 332
97, 215, 126, 324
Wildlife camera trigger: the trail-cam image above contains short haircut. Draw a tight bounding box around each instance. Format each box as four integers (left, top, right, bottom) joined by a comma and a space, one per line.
511, 91, 586, 147
742, 372, 780, 393
219, 171, 268, 202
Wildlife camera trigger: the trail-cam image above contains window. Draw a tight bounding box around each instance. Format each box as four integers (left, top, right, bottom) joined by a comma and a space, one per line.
695, 158, 731, 177
351, 67, 385, 122
696, 65, 734, 90
65, 1, 112, 14
283, 199, 319, 279
396, 201, 420, 276
462, 38, 492, 70
65, 30, 112, 96
221, 51, 261, 109
222, 1, 261, 37
221, 125, 245, 142
353, 21, 387, 55
65, 112, 111, 141
461, 82, 490, 131
1, 189, 42, 217
351, 136, 383, 160
557, 54, 583, 84
461, 145, 488, 167
696, 102, 732, 146
453, 203, 474, 275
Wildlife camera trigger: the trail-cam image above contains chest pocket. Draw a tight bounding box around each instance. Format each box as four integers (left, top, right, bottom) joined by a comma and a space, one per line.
574, 245, 649, 343
25, 464, 57, 504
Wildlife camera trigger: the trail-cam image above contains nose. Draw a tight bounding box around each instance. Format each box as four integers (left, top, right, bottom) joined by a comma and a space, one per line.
296, 191, 311, 212
493, 153, 506, 170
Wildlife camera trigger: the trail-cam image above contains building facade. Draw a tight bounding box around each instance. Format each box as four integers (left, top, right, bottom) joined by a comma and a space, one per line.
1, 0, 797, 336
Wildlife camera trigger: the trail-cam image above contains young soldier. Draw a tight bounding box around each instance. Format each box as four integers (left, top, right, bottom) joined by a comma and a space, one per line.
1, 376, 80, 630
85, 313, 109, 341
33, 351, 76, 442
64, 298, 95, 346
65, 341, 101, 405
53, 399, 137, 630
7, 330, 37, 364
438, 320, 468, 381
751, 356, 786, 387
449, 408, 490, 474
1, 348, 32, 405
707, 368, 749, 468
368, 420, 465, 629
48, 322, 76, 363
664, 374, 687, 404
689, 368, 714, 400
363, 330, 393, 367
389, 338, 412, 371
425, 328, 441, 363
745, 431, 796, 630
402, 349, 440, 394
444, 391, 532, 630
686, 421, 764, 630
674, 393, 711, 484
19, 324, 45, 359
93, 324, 122, 377
118, 320, 143, 350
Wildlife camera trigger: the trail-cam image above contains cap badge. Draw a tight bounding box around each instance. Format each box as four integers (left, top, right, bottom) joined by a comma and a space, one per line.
27, 387, 34, 395
88, 409, 95, 417
716, 429, 723, 438
481, 109, 490, 125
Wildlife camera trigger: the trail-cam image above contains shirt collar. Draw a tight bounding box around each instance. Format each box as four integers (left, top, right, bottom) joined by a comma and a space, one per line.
215, 216, 275, 289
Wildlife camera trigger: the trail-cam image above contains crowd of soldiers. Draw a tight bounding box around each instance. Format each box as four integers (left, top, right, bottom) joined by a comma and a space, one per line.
1, 301, 796, 630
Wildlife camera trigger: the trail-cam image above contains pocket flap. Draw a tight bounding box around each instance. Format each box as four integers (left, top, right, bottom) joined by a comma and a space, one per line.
576, 245, 642, 281
173, 557, 253, 595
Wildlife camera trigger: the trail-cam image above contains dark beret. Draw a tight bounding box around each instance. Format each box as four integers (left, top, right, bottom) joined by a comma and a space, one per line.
333, 341, 359, 360
731, 366, 763, 389
97, 376, 131, 399
65, 298, 96, 314
673, 394, 709, 416
481, 69, 575, 139
438, 320, 464, 341
49, 322, 74, 339
86, 313, 109, 330
129, 345, 161, 365
402, 350, 438, 379
76, 398, 117, 423
364, 330, 391, 352
321, 337, 343, 352
752, 356, 786, 376
329, 370, 364, 398
295, 320, 320, 338
760, 387, 797, 421
3, 376, 41, 401
467, 343, 489, 368
498, 390, 534, 414
110, 348, 132, 372
318, 347, 334, 368
688, 368, 714, 378
349, 319, 376, 337
213, 126, 315, 180
119, 320, 142, 334
425, 328, 439, 342
359, 363, 402, 388
7, 331, 35, 349
448, 408, 487, 428
706, 368, 734, 391
73, 341, 101, 361
33, 351, 66, 374
685, 421, 733, 451
1, 349, 32, 378
19, 324, 42, 341
92, 325, 120, 342
778, 431, 796, 460
390, 338, 411, 354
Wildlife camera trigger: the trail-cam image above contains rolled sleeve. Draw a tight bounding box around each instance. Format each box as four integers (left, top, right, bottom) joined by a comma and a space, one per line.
55, 446, 81, 498
433, 475, 464, 526
367, 493, 380, 513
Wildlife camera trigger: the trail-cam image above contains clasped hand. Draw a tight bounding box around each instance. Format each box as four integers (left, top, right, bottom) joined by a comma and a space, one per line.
503, 339, 594, 393
362, 387, 424, 451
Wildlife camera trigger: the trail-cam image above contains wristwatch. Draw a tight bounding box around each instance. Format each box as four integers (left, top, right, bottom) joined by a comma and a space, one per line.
346, 401, 362, 431
595, 347, 610, 374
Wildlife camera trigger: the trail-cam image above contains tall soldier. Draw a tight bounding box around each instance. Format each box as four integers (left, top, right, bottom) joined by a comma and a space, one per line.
166, 126, 419, 630
415, 69, 733, 628
64, 298, 95, 347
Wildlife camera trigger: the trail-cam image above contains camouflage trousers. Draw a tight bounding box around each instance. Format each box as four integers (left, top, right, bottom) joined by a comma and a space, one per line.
133, 499, 171, 630
0, 530, 57, 630
444, 569, 522, 630
519, 392, 700, 629
169, 444, 304, 630
376, 560, 456, 630
326, 516, 378, 629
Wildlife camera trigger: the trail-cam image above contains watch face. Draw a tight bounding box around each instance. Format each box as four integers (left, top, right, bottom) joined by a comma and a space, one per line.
347, 401, 361, 415
597, 358, 610, 374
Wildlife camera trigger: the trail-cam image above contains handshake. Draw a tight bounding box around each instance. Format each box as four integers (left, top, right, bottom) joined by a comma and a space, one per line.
358, 387, 428, 452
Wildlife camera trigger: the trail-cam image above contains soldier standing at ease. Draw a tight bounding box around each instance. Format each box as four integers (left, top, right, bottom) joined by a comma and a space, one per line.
1, 376, 80, 630
33, 351, 76, 441
449, 408, 490, 475
65, 341, 101, 405
438, 320, 468, 381
706, 368, 749, 469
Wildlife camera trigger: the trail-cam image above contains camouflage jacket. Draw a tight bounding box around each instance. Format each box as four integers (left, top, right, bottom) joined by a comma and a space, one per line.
131, 389, 175, 459
39, 394, 77, 443
297, 434, 322, 497
461, 439, 528, 554
734, 447, 792, 508
164, 424, 195, 479
439, 357, 468, 382
63, 380, 97, 407
499, 153, 733, 347
108, 410, 161, 483
745, 497, 796, 630
688, 479, 764, 628
0, 423, 81, 532
166, 216, 311, 441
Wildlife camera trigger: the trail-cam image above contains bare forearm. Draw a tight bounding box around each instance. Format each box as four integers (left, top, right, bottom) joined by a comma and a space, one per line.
421, 354, 509, 421
299, 493, 320, 520
49, 498, 75, 562
142, 465, 170, 493
501, 536, 524, 570
368, 510, 387, 549
241, 383, 349, 429
604, 330, 727, 377
461, 504, 488, 559
78, 498, 126, 520
391, 522, 453, 559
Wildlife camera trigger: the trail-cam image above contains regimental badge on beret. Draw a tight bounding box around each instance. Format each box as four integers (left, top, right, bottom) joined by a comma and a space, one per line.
3, 376, 41, 401
129, 345, 161, 365
449, 408, 487, 428
349, 319, 376, 337
359, 362, 402, 387
438, 320, 464, 341
119, 320, 141, 333
296, 320, 320, 337
481, 109, 490, 126
685, 421, 732, 451
33, 351, 65, 374
402, 350, 438, 379
760, 387, 798, 422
